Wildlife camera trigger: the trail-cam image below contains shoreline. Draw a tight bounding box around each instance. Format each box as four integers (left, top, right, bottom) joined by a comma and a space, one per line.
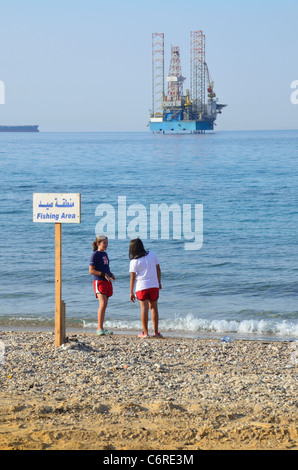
0, 330, 297, 450
1, 324, 297, 343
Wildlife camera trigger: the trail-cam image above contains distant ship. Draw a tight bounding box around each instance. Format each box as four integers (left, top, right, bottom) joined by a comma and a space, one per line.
0, 125, 39, 132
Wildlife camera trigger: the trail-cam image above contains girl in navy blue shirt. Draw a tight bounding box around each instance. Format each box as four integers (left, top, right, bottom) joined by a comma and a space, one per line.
89, 235, 115, 335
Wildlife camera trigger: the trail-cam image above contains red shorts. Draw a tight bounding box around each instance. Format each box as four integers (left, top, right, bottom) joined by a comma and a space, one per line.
136, 288, 159, 301
93, 280, 113, 298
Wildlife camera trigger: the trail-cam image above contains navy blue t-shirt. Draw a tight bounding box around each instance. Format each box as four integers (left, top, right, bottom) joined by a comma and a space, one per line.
89, 250, 112, 280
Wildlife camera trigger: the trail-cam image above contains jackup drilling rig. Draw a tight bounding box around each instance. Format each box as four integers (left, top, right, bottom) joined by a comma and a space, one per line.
150, 31, 226, 133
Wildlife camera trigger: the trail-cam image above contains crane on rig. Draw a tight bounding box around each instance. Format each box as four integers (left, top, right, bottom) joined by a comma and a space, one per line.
205, 62, 216, 100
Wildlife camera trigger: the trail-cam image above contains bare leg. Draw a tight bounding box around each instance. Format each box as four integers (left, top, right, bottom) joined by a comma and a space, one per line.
148, 299, 159, 335
139, 299, 149, 336
97, 293, 108, 331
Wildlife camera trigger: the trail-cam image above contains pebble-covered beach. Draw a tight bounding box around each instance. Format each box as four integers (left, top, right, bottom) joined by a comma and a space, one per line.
0, 331, 297, 450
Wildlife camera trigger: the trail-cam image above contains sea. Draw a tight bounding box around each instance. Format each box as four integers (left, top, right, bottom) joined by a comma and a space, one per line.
0, 130, 298, 341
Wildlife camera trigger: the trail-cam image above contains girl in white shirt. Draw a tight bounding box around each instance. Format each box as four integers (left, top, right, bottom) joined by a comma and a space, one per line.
129, 238, 163, 338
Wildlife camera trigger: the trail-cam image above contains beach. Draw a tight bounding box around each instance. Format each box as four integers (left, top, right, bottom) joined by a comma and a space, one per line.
0, 330, 297, 450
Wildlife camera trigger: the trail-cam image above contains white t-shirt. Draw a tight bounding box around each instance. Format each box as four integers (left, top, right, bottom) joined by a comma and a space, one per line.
129, 251, 159, 291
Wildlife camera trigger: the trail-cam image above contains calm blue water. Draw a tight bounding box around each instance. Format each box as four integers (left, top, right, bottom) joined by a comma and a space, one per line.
0, 130, 298, 340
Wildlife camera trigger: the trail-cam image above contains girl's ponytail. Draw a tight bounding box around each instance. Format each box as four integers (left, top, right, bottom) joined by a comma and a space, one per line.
92, 240, 98, 252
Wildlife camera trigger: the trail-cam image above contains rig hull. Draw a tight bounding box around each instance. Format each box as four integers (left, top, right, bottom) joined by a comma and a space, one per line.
149, 119, 214, 132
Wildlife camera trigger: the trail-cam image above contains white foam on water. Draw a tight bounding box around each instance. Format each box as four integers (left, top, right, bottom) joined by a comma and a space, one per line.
83, 314, 298, 340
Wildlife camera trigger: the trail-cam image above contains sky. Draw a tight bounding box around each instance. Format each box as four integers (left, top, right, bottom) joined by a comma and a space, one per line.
0, 0, 298, 132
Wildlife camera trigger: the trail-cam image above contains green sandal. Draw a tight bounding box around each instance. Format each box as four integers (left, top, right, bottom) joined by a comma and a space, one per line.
97, 329, 113, 336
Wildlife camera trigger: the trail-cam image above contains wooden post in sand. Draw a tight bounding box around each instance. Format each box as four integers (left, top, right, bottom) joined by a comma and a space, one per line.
33, 193, 81, 347
55, 223, 64, 347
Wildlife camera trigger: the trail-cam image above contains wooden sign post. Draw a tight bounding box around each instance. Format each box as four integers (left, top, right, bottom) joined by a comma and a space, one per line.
55, 222, 63, 347
33, 193, 81, 347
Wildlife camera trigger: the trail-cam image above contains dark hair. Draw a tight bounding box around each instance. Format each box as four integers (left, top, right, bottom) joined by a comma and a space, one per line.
129, 238, 148, 260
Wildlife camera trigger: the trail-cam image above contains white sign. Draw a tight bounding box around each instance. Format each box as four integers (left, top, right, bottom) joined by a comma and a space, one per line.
33, 193, 81, 223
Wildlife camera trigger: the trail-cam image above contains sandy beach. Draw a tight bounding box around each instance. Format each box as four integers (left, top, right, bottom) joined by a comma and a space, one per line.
0, 330, 297, 450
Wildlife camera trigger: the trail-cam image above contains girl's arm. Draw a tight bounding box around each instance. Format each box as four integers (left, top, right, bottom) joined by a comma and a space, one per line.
130, 272, 136, 302
156, 264, 162, 290
89, 265, 113, 281
89, 265, 104, 277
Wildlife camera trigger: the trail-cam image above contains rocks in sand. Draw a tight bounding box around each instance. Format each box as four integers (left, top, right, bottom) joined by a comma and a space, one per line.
0, 331, 297, 450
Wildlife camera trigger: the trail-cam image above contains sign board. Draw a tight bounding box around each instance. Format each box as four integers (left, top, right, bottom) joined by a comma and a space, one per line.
33, 192, 81, 347
33, 193, 81, 223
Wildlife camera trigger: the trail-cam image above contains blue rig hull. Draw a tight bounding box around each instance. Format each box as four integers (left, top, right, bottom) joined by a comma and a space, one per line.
149, 119, 214, 133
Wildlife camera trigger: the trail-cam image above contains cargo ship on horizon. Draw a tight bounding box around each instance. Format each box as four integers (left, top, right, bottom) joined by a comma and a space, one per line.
0, 125, 39, 132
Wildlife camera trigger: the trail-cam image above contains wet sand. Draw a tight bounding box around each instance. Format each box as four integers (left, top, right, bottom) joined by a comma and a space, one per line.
0, 331, 297, 450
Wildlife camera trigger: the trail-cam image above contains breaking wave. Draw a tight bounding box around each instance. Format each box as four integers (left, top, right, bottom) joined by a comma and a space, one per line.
93, 313, 298, 340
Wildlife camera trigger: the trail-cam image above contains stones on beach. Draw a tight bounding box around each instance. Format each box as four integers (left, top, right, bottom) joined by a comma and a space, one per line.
0, 331, 297, 450
59, 338, 93, 352
154, 363, 166, 372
